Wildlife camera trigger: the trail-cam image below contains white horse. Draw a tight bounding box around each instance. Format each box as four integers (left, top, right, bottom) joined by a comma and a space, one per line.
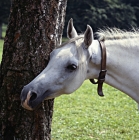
20, 19, 139, 110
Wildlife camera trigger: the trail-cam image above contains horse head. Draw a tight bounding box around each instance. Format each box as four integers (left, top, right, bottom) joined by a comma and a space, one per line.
20, 19, 101, 110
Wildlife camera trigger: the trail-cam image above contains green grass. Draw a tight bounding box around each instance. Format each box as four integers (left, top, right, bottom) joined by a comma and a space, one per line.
52, 81, 139, 140
0, 39, 4, 61
0, 24, 6, 62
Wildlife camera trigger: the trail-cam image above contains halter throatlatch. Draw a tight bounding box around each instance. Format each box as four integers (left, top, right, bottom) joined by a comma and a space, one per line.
89, 41, 107, 96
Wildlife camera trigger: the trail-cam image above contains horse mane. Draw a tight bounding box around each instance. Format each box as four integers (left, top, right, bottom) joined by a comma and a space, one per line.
95, 28, 139, 41
57, 27, 139, 49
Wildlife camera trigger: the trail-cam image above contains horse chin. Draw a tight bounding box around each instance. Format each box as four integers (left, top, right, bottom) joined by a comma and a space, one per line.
44, 92, 63, 100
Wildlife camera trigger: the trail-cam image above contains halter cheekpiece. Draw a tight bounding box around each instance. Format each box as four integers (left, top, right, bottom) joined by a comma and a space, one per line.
89, 40, 107, 96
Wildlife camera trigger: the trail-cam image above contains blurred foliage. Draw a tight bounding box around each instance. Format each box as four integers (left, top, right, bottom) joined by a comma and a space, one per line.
0, 0, 11, 24
63, 0, 139, 36
1, 0, 139, 37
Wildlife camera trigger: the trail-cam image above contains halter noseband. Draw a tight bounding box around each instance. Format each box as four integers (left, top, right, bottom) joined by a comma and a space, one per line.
89, 40, 107, 96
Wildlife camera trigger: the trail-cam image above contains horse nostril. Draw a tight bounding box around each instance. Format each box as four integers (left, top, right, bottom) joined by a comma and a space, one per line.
30, 91, 37, 102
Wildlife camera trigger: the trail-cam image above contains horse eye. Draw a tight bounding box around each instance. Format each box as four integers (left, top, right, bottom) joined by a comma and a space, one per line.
67, 64, 77, 71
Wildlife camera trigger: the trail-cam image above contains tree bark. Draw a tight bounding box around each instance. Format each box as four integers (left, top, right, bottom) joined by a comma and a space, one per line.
0, 0, 67, 139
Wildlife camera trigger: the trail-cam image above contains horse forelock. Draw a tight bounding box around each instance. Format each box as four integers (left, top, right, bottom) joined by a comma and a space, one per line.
95, 27, 139, 41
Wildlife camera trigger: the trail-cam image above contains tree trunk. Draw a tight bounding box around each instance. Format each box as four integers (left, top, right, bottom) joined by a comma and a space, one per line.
0, 0, 67, 139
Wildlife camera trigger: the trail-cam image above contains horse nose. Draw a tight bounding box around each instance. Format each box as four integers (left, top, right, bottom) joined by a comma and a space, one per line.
21, 89, 38, 111
29, 91, 37, 102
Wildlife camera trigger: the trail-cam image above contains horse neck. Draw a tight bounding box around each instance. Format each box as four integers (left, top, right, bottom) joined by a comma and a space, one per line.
105, 38, 139, 103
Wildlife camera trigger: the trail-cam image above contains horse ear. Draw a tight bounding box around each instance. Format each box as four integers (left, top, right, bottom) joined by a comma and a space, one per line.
67, 18, 78, 39
84, 25, 94, 48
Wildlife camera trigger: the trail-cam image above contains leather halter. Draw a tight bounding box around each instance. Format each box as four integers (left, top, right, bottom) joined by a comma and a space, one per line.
89, 40, 107, 96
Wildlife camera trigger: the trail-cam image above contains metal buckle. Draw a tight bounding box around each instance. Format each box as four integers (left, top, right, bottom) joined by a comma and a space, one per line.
98, 70, 107, 83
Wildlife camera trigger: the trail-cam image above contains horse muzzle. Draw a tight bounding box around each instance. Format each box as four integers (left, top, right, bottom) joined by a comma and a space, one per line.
20, 85, 54, 110
20, 89, 39, 110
